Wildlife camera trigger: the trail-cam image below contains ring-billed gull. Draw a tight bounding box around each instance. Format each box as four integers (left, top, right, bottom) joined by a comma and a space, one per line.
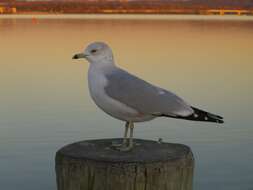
73, 42, 223, 151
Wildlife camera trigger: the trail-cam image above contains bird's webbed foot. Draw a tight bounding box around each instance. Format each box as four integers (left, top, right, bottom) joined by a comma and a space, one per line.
111, 140, 127, 148
116, 145, 133, 152
110, 121, 135, 152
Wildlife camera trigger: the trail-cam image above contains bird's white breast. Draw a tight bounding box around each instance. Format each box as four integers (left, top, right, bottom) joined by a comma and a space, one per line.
88, 65, 152, 122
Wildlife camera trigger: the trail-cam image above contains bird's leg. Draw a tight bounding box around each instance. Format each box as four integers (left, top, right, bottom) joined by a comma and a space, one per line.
118, 122, 134, 152
128, 122, 134, 149
122, 121, 129, 146
111, 121, 129, 148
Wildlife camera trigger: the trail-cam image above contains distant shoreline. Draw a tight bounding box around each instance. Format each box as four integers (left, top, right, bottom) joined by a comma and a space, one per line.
1, 1, 253, 16
1, 14, 253, 22
1, 11, 253, 16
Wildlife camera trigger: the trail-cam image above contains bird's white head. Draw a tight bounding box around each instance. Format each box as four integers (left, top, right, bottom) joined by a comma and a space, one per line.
73, 42, 114, 66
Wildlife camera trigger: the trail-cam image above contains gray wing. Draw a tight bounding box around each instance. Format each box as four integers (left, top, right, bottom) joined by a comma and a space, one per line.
104, 68, 193, 117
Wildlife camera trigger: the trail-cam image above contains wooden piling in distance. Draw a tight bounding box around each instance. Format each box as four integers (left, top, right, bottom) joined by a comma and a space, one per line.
55, 138, 194, 190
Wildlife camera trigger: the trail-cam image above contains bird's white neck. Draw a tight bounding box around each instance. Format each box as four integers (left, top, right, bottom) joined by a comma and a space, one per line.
88, 59, 116, 72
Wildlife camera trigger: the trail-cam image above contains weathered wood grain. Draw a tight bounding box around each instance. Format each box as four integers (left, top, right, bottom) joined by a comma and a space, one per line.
55, 138, 194, 190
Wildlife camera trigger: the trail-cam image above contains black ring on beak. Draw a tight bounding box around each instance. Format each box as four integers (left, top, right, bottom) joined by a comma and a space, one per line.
72, 54, 79, 59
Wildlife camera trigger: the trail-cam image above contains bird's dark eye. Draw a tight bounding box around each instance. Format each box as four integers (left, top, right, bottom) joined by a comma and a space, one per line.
91, 49, 97, 53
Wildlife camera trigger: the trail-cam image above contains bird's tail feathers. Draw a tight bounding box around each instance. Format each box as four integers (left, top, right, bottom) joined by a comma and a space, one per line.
155, 106, 224, 124
189, 106, 224, 123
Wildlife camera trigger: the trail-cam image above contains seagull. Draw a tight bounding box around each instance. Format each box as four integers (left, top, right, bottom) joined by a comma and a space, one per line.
73, 42, 224, 151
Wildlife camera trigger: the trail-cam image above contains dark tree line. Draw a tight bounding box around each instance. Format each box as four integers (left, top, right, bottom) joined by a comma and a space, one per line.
9, 0, 253, 14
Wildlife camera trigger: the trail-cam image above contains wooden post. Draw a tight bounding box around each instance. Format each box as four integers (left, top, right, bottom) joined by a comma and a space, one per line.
55, 139, 194, 190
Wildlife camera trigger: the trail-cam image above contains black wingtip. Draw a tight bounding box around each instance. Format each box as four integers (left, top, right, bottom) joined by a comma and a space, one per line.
216, 119, 224, 124
215, 115, 223, 120
206, 113, 224, 124
152, 106, 224, 124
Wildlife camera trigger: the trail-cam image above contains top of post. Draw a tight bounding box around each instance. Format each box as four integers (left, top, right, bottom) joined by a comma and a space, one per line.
56, 138, 193, 164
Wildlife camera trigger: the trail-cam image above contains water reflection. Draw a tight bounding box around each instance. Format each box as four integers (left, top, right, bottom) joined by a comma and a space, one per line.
0, 15, 253, 190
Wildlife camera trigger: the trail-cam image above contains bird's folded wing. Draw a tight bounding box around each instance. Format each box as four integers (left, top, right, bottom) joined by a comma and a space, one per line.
104, 68, 193, 117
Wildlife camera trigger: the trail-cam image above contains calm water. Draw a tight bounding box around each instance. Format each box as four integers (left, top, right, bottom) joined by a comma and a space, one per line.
0, 15, 253, 190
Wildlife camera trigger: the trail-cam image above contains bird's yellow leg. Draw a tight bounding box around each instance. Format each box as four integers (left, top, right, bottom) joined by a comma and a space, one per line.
118, 122, 134, 152
122, 121, 129, 146
128, 122, 134, 149
111, 121, 129, 148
